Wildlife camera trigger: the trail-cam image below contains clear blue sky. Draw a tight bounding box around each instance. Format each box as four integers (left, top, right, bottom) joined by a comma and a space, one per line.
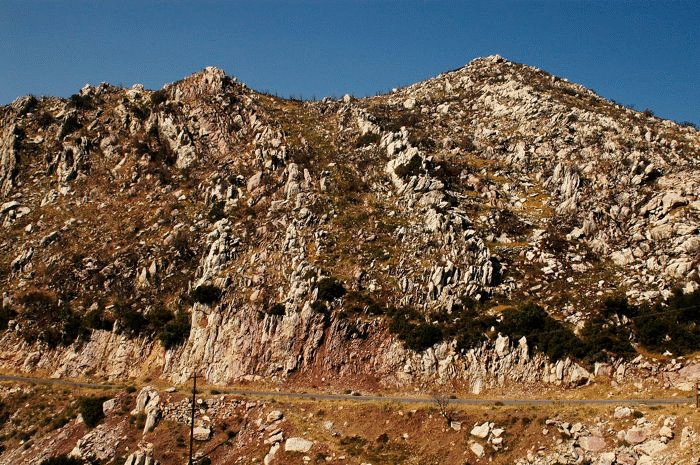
1, 0, 698, 125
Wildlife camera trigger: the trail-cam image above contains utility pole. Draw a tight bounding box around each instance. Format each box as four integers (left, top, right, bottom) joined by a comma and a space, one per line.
189, 371, 197, 465
695, 382, 699, 409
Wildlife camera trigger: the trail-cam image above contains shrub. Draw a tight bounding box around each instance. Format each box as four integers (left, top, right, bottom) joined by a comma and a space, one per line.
266, 303, 286, 316
311, 301, 328, 314
393, 154, 424, 179
158, 311, 191, 349
150, 89, 169, 106
499, 302, 580, 361
355, 132, 380, 147
207, 200, 226, 223
17, 291, 85, 347
134, 412, 146, 430
0, 305, 16, 331
84, 306, 113, 331
148, 305, 175, 329
40, 456, 85, 465
67, 93, 93, 110
78, 396, 107, 428
388, 307, 443, 352
317, 277, 346, 302
190, 284, 223, 305
114, 300, 147, 336
578, 317, 635, 363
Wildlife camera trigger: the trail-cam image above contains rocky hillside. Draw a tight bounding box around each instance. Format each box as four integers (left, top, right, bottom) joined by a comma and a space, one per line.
0, 56, 699, 393
2, 382, 700, 465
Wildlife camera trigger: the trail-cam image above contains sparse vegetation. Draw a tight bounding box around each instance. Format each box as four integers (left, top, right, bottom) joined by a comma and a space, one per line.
158, 310, 191, 349
266, 303, 286, 316
40, 456, 85, 465
78, 396, 108, 428
316, 277, 346, 302
393, 154, 424, 179
207, 200, 226, 223
355, 132, 380, 147
190, 284, 223, 306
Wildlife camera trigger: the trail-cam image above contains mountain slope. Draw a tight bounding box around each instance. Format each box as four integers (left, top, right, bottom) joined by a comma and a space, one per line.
0, 57, 699, 392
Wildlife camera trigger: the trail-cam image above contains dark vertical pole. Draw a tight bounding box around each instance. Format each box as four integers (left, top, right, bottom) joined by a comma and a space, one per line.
696, 382, 699, 409
189, 372, 197, 465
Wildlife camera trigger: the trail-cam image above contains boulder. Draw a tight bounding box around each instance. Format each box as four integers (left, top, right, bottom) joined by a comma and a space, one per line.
614, 407, 632, 419
579, 435, 606, 452
193, 426, 211, 441
659, 425, 673, 439
470, 422, 490, 439
625, 427, 648, 445
266, 410, 283, 423
285, 437, 313, 453
635, 438, 667, 456
470, 442, 484, 457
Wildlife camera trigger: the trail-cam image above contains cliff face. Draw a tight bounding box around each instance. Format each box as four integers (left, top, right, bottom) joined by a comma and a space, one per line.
0, 57, 699, 390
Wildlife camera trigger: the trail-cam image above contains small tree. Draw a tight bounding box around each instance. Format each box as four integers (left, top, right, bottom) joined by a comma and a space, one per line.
432, 392, 455, 425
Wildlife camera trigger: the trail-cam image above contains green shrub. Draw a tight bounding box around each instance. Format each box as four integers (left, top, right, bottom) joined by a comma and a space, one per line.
356, 132, 380, 147
158, 311, 191, 349
17, 291, 85, 347
150, 89, 168, 106
134, 412, 146, 430
388, 307, 443, 352
393, 154, 424, 179
207, 200, 226, 223
0, 305, 17, 331
78, 396, 107, 428
148, 305, 175, 329
40, 455, 85, 465
67, 93, 93, 110
266, 303, 286, 316
499, 302, 580, 361
317, 277, 346, 302
578, 317, 635, 363
114, 300, 147, 336
311, 301, 328, 314
84, 306, 113, 331
190, 284, 223, 305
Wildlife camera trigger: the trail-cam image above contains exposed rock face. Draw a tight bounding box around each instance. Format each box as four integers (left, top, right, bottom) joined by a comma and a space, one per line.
131, 387, 161, 435
0, 57, 698, 391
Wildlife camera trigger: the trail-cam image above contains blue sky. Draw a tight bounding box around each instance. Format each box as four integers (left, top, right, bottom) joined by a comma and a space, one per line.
1, 1, 698, 125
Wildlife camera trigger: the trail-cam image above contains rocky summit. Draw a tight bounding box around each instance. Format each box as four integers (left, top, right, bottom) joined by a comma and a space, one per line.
1, 55, 700, 464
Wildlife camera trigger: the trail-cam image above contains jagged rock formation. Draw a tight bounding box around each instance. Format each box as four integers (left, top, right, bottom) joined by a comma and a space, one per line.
0, 57, 698, 390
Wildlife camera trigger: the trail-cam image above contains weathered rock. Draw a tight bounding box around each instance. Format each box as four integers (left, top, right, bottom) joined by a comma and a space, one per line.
131, 387, 161, 435
614, 407, 632, 419
579, 435, 606, 452
471, 422, 490, 439
625, 427, 649, 445
266, 410, 283, 423
285, 437, 313, 453
193, 426, 211, 441
470, 442, 484, 457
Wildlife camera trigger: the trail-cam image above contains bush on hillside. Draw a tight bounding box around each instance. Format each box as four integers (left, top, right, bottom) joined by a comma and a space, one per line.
393, 154, 424, 179
40, 456, 85, 465
79, 396, 108, 428
159, 311, 191, 349
316, 277, 346, 302
388, 307, 443, 352
190, 284, 223, 305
